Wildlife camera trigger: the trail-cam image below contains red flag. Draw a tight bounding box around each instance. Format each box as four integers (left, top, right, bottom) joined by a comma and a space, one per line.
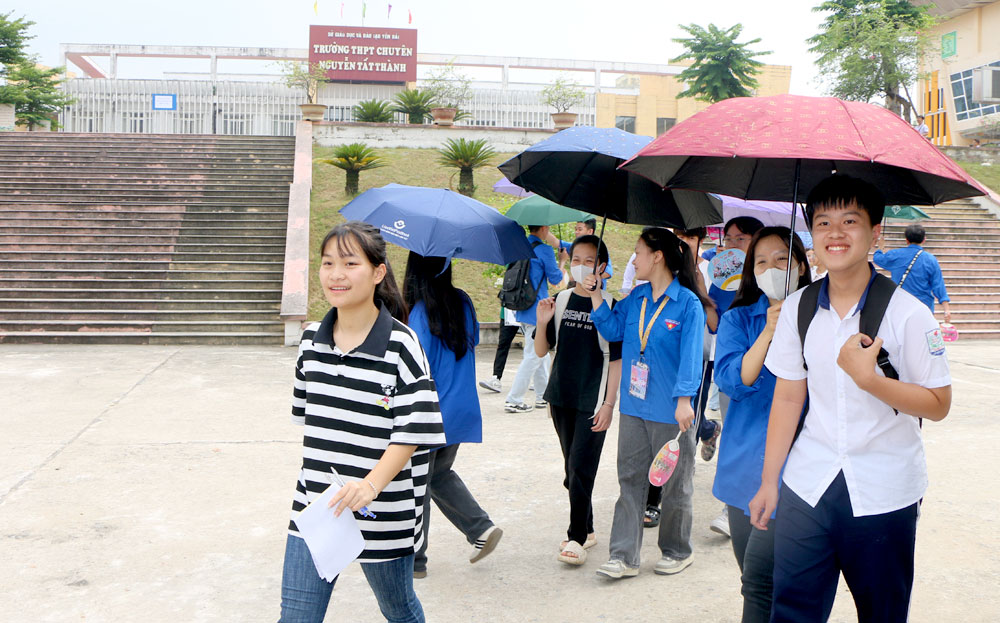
388, 3, 392, 18
408, 8, 412, 23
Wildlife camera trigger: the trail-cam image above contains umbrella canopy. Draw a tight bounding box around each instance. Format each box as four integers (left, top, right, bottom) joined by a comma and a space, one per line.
492, 177, 533, 198
714, 196, 809, 232
339, 184, 534, 265
505, 195, 594, 227
622, 94, 986, 206
499, 125, 722, 228
884, 205, 930, 221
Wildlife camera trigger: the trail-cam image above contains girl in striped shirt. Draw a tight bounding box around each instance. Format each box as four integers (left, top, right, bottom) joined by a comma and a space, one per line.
279, 222, 446, 623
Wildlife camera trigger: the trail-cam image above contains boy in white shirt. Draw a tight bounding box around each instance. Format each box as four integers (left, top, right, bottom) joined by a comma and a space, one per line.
748, 174, 952, 622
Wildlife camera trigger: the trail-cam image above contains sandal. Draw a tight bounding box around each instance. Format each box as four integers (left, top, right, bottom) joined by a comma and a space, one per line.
643, 505, 661, 528
560, 533, 596, 550
558, 540, 588, 566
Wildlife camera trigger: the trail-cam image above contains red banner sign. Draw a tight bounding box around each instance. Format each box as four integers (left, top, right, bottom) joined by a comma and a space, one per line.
309, 25, 417, 83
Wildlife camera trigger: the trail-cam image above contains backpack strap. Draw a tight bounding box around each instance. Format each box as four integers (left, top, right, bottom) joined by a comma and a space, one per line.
530, 239, 546, 293
859, 273, 899, 383
898, 249, 923, 288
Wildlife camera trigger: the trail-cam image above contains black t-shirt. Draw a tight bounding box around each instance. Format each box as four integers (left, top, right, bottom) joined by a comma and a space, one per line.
539, 292, 623, 412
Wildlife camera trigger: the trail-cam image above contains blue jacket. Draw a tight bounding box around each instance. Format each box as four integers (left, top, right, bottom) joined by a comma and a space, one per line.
873, 244, 949, 312
514, 235, 564, 326
591, 279, 704, 423
712, 294, 778, 515
408, 295, 482, 445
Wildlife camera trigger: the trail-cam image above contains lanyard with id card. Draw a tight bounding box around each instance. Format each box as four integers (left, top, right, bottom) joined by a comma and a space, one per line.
629, 295, 668, 400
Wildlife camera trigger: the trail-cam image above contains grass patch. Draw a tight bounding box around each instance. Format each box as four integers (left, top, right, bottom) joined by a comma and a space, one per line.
308, 146, 645, 323
955, 161, 1000, 195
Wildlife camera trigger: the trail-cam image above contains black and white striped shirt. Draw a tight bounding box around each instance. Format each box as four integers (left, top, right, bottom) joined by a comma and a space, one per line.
288, 303, 446, 563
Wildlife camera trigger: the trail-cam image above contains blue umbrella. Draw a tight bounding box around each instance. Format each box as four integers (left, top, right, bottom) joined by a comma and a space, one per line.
339, 184, 535, 265
498, 126, 721, 228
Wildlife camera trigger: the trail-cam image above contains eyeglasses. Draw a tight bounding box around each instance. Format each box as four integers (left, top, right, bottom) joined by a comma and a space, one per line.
724, 235, 751, 246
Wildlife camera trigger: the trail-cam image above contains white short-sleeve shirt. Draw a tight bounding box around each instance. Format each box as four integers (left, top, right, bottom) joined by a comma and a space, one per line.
764, 275, 951, 517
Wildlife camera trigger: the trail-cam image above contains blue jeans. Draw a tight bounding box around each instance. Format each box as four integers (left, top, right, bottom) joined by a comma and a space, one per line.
279, 534, 425, 623
505, 322, 550, 405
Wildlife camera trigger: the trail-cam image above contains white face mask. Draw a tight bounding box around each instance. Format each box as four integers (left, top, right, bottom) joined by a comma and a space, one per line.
757, 264, 799, 301
570, 263, 596, 286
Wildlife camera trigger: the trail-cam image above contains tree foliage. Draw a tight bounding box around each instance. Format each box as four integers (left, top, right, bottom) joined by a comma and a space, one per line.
0, 12, 34, 73
436, 138, 496, 197
277, 61, 328, 103
808, 0, 936, 120
0, 62, 74, 129
541, 76, 585, 113
671, 23, 771, 103
352, 99, 395, 123
391, 88, 437, 124
315, 143, 387, 195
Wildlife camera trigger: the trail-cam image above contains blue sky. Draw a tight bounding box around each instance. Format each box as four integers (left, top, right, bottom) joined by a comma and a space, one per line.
8, 0, 826, 94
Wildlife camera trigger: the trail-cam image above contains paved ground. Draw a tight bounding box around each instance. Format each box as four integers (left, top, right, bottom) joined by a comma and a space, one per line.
1, 342, 998, 622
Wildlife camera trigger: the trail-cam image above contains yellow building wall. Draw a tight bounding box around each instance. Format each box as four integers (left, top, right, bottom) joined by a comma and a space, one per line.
595, 64, 792, 136
921, 2, 1000, 145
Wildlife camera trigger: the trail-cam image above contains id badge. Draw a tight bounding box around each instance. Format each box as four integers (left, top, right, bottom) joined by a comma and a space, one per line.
629, 359, 650, 400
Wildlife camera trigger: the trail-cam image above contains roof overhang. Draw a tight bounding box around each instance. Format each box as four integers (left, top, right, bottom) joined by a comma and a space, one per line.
912, 0, 996, 19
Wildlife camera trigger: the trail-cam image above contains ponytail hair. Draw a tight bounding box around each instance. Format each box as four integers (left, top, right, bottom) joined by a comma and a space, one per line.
639, 227, 713, 311
319, 221, 408, 323
403, 252, 473, 359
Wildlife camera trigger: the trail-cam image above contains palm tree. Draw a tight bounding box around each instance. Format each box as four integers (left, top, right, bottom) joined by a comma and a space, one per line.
436, 138, 496, 197
315, 143, 387, 195
671, 23, 771, 103
352, 99, 395, 123
391, 89, 437, 124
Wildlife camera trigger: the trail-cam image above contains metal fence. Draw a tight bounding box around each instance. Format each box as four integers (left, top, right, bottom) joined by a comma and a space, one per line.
59, 79, 597, 135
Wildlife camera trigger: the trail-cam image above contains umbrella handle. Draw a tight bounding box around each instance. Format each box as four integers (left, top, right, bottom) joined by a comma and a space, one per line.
591, 215, 609, 290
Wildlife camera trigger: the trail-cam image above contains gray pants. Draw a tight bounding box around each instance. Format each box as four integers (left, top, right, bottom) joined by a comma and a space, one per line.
414, 443, 494, 572
609, 413, 695, 567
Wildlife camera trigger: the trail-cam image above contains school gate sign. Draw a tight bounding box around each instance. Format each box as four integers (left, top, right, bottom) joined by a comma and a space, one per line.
309, 25, 417, 83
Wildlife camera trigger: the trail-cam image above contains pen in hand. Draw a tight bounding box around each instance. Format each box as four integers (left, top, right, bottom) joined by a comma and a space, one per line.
329, 467, 377, 519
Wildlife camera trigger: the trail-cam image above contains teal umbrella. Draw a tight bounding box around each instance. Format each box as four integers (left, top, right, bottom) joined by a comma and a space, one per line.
885, 205, 930, 221
505, 195, 594, 226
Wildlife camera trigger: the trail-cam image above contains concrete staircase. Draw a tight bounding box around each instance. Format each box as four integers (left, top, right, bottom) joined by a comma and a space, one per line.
880, 198, 1000, 339
0, 132, 294, 344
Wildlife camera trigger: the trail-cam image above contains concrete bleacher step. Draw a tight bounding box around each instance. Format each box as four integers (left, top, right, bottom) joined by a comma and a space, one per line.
0, 133, 294, 344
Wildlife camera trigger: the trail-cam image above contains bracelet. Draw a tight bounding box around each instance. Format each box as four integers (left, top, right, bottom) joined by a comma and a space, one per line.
364, 479, 379, 497
602, 401, 614, 407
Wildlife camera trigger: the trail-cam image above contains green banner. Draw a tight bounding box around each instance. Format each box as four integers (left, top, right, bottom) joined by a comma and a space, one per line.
942, 31, 957, 59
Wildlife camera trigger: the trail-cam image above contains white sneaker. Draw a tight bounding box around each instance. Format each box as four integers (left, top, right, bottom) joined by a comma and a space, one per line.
504, 401, 533, 413
479, 376, 501, 393
654, 554, 694, 575
470, 526, 503, 563
710, 509, 731, 538
596, 559, 638, 579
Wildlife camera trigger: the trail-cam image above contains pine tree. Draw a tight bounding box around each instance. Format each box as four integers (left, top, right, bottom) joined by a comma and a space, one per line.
671, 23, 771, 103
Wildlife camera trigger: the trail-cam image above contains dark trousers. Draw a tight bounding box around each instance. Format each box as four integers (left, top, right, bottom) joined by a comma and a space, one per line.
728, 505, 775, 623
492, 324, 520, 379
414, 444, 494, 573
647, 359, 715, 510
771, 472, 918, 623
550, 404, 607, 545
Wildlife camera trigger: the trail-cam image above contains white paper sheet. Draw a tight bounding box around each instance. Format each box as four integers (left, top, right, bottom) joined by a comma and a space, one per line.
295, 484, 366, 581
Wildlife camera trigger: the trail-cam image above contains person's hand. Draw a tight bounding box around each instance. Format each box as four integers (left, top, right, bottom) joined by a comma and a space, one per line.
329, 479, 377, 517
674, 399, 695, 432
748, 482, 779, 530
877, 235, 886, 252
582, 273, 600, 296
536, 297, 556, 326
558, 248, 570, 266
836, 333, 881, 390
943, 303, 952, 324
591, 403, 613, 432
764, 301, 783, 337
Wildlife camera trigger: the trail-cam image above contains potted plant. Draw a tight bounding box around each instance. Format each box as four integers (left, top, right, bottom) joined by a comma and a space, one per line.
424, 62, 473, 127
436, 138, 496, 196
541, 76, 585, 130
391, 88, 437, 124
314, 142, 387, 195
279, 61, 329, 121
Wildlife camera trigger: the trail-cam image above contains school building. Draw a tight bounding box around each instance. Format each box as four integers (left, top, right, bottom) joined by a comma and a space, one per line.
53, 27, 790, 137
916, 0, 1000, 145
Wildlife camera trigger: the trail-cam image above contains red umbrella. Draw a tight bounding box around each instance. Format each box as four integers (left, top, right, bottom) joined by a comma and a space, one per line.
620, 94, 986, 207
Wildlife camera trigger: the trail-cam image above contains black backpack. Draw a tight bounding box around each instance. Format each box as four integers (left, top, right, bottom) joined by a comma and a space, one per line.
794, 273, 902, 440
497, 240, 546, 312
